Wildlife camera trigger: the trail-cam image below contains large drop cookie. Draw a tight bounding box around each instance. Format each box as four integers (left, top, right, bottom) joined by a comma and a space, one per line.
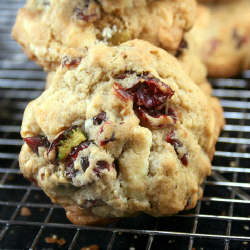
19, 40, 219, 225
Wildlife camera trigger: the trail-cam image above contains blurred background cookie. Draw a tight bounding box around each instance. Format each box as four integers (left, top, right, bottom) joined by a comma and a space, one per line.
12, 0, 197, 71
190, 0, 250, 78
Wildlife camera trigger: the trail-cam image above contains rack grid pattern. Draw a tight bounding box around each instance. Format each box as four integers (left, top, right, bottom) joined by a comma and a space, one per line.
0, 1, 250, 249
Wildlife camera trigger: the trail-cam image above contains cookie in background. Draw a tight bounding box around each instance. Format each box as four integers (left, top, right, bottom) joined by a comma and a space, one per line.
189, 0, 250, 78
11, 0, 197, 71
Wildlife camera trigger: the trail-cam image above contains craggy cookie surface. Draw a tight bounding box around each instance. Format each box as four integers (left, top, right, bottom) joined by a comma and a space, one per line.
12, 0, 197, 71
19, 40, 218, 225
190, 1, 250, 78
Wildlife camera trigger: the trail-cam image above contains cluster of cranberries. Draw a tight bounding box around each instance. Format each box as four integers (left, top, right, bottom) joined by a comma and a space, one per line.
114, 73, 177, 127
24, 72, 189, 189
166, 131, 188, 166
24, 123, 113, 183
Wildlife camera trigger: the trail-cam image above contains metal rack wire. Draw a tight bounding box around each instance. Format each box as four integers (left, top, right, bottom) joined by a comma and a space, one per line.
0, 1, 250, 249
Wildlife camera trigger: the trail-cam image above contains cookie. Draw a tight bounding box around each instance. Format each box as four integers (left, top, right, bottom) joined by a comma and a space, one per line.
19, 40, 219, 225
45, 34, 209, 91
45, 71, 55, 89
190, 1, 250, 78
11, 0, 197, 71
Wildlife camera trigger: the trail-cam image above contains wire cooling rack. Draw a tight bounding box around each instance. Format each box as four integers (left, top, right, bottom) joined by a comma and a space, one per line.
0, 1, 250, 249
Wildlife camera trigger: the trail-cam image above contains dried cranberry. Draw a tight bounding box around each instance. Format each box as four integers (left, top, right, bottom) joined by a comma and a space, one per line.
175, 39, 188, 57
81, 156, 89, 172
209, 39, 220, 55
65, 141, 91, 181
166, 131, 188, 166
232, 28, 248, 48
167, 107, 178, 123
93, 160, 110, 177
114, 70, 136, 79
99, 133, 116, 146
184, 198, 191, 209
74, 1, 100, 22
114, 74, 176, 127
62, 56, 82, 69
98, 122, 116, 146
93, 112, 107, 125
139, 107, 176, 127
128, 76, 174, 109
84, 199, 103, 209
113, 82, 133, 100
23, 135, 49, 155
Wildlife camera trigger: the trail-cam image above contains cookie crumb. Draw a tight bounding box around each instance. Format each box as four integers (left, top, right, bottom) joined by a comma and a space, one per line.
243, 225, 249, 231
134, 235, 138, 239
243, 242, 248, 245
229, 161, 236, 168
80, 245, 99, 250
45, 235, 66, 246
20, 207, 31, 216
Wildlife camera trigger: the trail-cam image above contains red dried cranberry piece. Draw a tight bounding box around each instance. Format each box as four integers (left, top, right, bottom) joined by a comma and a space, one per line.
166, 131, 188, 166
99, 133, 116, 146
113, 82, 133, 100
114, 75, 174, 110
81, 156, 89, 172
114, 74, 176, 127
232, 28, 248, 48
93, 160, 110, 177
127, 76, 174, 109
98, 122, 116, 146
74, 1, 99, 22
93, 112, 107, 125
167, 107, 178, 123
84, 199, 103, 209
62, 56, 82, 69
24, 135, 49, 155
114, 70, 136, 79
65, 141, 91, 181
184, 198, 191, 209
175, 39, 188, 57
181, 154, 188, 166
209, 39, 220, 55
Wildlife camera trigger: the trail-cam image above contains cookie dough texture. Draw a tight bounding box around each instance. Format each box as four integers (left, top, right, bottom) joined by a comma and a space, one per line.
190, 1, 250, 78
11, 0, 197, 71
19, 40, 219, 225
